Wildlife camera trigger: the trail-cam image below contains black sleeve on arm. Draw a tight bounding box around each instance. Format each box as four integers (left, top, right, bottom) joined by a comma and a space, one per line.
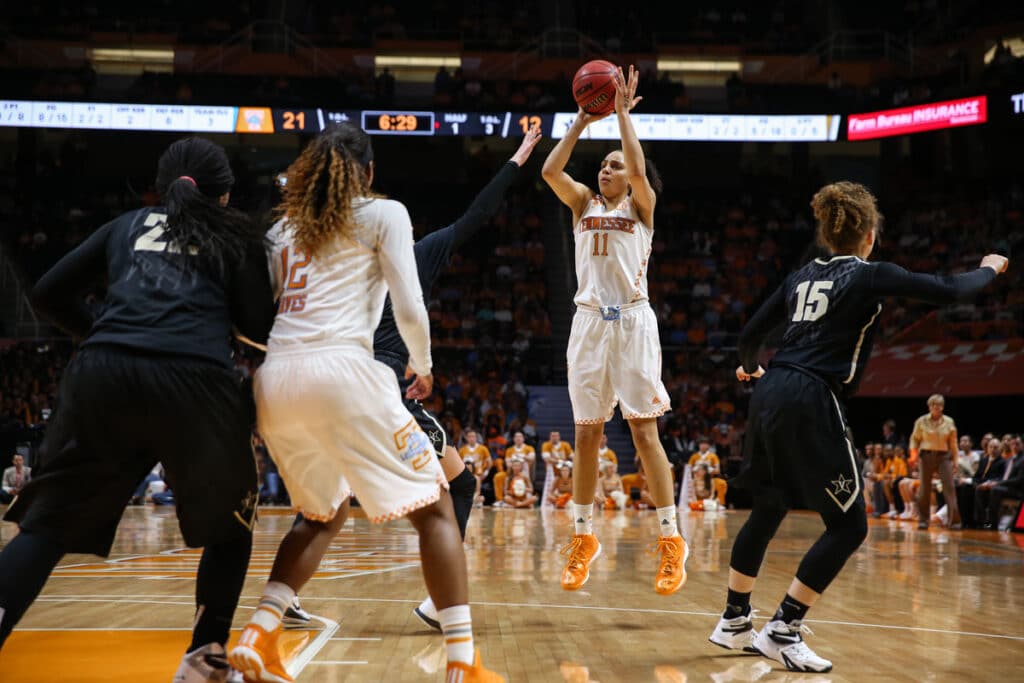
449, 161, 520, 250
737, 284, 787, 374
228, 241, 276, 345
869, 262, 997, 305
28, 222, 113, 339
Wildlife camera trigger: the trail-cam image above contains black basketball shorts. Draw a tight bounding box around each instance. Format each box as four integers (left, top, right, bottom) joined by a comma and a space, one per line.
734, 365, 862, 515
4, 344, 258, 556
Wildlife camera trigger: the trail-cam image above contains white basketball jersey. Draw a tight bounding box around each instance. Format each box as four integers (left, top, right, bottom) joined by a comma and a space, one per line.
573, 195, 653, 308
264, 197, 431, 374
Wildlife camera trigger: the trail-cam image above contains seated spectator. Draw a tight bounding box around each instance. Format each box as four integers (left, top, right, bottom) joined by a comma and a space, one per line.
596, 461, 627, 510
597, 434, 618, 468
621, 460, 655, 508
459, 429, 492, 507
505, 430, 537, 480
688, 437, 726, 506
129, 462, 166, 506
547, 461, 574, 509
1, 454, 31, 504
500, 457, 537, 509
975, 438, 1024, 529
961, 437, 1006, 527
541, 430, 573, 508
880, 444, 907, 515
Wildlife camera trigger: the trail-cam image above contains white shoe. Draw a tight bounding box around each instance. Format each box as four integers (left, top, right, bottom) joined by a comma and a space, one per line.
413, 595, 441, 632
173, 642, 234, 682
709, 609, 760, 652
898, 509, 914, 520
885, 510, 899, 519
281, 596, 312, 629
752, 620, 833, 673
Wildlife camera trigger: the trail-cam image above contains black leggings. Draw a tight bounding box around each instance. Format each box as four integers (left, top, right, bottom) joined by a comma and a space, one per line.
730, 495, 868, 594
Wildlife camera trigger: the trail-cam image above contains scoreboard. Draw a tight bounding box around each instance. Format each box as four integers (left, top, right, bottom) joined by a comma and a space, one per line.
0, 99, 842, 142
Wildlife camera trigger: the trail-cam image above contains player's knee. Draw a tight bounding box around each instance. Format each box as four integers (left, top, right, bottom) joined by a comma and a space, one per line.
629, 423, 659, 451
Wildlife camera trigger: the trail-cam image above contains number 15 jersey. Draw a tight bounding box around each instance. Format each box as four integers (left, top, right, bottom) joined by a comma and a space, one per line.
741, 254, 996, 396
573, 195, 653, 309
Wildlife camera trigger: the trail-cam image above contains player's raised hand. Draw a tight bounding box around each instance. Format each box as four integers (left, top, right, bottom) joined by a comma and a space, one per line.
404, 366, 434, 400
980, 254, 1009, 274
510, 125, 543, 167
613, 65, 642, 114
575, 105, 613, 127
735, 365, 766, 382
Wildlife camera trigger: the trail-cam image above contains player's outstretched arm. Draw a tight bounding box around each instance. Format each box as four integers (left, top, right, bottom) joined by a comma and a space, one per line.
869, 254, 1008, 304
447, 127, 543, 251
613, 65, 655, 225
29, 221, 114, 339
541, 109, 607, 220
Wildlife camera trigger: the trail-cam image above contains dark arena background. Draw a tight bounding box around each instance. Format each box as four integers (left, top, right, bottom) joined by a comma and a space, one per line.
0, 2, 1022, 682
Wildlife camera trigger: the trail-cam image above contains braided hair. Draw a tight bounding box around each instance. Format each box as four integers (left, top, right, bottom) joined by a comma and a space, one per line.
276, 122, 381, 259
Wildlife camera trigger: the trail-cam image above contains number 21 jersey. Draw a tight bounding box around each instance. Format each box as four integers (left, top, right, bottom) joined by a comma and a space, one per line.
573, 195, 653, 309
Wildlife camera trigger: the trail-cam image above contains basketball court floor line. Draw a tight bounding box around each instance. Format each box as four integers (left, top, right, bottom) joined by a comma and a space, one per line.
35, 592, 1024, 642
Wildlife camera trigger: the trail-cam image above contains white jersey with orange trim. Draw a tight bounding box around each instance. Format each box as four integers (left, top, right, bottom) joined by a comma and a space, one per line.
573, 194, 653, 309
265, 198, 431, 376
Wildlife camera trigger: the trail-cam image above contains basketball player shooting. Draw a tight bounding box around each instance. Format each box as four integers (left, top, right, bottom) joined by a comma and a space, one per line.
541, 65, 688, 596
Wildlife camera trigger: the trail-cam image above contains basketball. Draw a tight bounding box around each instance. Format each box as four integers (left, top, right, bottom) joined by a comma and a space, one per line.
572, 60, 617, 115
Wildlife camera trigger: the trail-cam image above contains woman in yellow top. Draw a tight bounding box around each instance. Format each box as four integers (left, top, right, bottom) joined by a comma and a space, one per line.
909, 394, 960, 530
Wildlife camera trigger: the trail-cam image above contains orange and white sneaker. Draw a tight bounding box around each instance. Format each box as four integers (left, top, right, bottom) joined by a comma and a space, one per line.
560, 533, 602, 590
228, 623, 292, 683
653, 535, 689, 596
446, 649, 505, 683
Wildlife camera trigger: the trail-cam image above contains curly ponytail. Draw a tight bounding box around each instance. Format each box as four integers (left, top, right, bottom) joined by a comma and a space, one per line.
277, 122, 381, 259
810, 181, 881, 254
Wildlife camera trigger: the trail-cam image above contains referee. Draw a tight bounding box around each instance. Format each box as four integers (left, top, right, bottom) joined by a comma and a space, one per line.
0, 138, 275, 682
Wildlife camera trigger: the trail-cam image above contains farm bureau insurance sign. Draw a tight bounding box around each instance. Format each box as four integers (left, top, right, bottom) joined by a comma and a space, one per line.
847, 95, 987, 140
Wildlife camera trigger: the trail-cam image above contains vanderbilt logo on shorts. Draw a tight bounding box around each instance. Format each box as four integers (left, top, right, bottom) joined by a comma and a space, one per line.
233, 490, 258, 531
394, 419, 434, 471
825, 473, 856, 511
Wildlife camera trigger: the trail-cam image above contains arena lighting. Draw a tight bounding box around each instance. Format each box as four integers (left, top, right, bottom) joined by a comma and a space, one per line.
87, 47, 175, 75
656, 58, 743, 73
374, 55, 460, 68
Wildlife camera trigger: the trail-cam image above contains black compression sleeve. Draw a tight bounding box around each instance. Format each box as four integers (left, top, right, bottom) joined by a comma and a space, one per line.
449, 161, 520, 250
228, 241, 277, 345
737, 284, 787, 374
28, 223, 113, 339
869, 262, 997, 304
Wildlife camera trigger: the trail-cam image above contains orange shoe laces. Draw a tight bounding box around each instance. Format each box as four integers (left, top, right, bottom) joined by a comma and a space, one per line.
560, 536, 589, 571
651, 537, 682, 576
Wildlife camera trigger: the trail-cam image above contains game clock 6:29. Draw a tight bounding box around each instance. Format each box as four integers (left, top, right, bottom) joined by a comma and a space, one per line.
362, 111, 434, 135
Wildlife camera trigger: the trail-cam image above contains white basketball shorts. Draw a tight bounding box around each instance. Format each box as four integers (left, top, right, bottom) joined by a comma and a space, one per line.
254, 343, 445, 524
566, 302, 671, 424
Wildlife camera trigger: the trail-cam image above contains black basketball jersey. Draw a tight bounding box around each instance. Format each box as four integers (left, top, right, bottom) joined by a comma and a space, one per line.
29, 207, 275, 368
738, 254, 997, 397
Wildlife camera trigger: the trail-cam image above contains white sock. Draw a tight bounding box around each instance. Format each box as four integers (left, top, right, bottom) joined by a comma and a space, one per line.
251, 581, 295, 632
439, 604, 474, 666
573, 502, 594, 535
657, 506, 680, 537
418, 595, 437, 620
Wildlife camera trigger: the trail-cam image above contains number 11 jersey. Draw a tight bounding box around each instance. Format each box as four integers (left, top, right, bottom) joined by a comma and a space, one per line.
573, 195, 653, 309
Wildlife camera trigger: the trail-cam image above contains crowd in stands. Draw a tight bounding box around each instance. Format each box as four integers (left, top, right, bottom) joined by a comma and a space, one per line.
864, 424, 1024, 531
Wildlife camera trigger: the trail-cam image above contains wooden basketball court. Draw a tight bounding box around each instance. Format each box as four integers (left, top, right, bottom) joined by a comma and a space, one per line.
1, 505, 1021, 682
